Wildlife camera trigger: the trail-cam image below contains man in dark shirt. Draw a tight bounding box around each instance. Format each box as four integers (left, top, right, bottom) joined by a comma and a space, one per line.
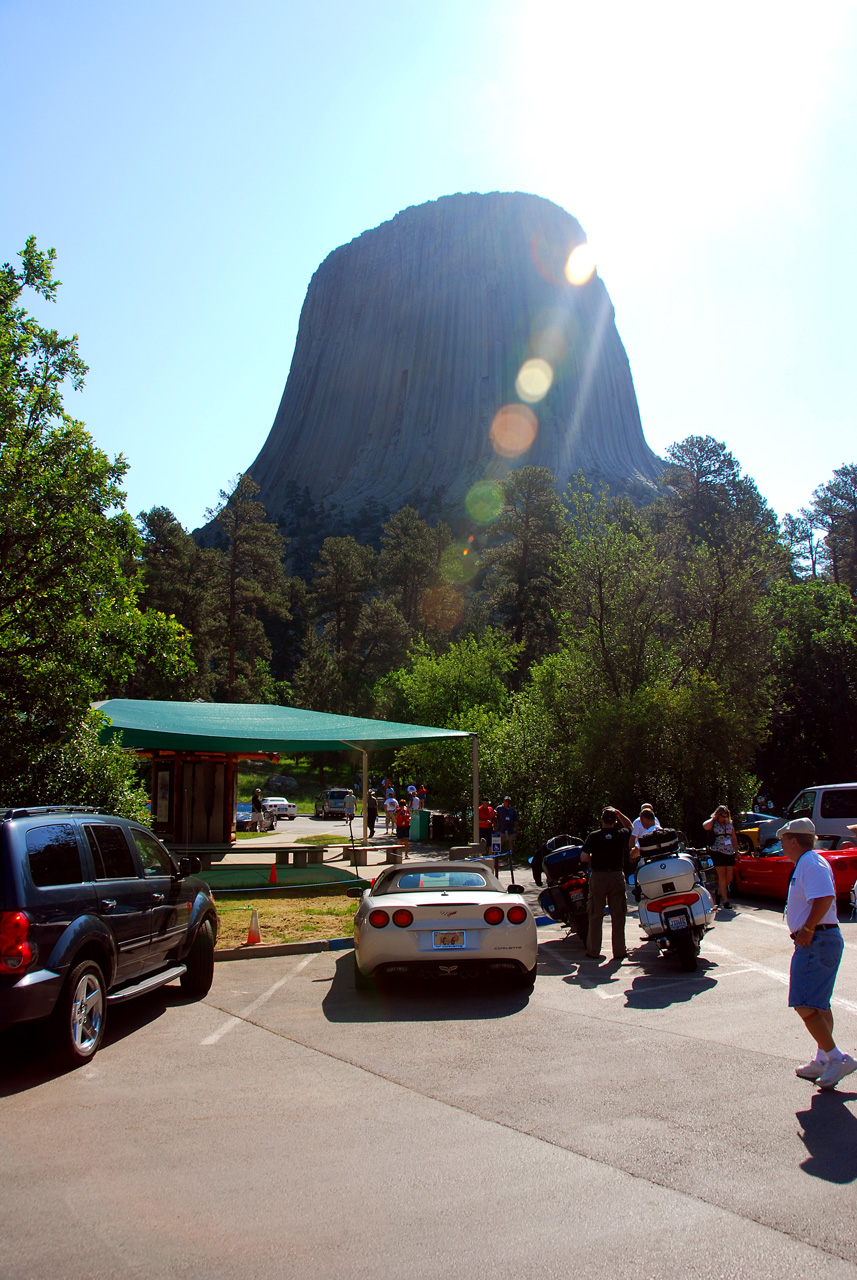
581, 806, 633, 961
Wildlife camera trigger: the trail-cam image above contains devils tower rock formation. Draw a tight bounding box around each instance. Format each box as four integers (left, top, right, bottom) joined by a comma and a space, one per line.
250, 192, 661, 523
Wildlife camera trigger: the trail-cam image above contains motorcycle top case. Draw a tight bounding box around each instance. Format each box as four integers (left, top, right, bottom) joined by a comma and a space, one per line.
637, 828, 681, 859
543, 845, 584, 881
635, 854, 698, 899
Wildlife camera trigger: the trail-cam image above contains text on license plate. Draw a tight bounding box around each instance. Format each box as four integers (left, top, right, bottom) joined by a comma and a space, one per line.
667, 915, 688, 931
433, 930, 465, 949
569, 890, 584, 901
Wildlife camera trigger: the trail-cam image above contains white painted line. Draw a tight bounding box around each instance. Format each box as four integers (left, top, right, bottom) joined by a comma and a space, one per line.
201, 954, 317, 1045
730, 910, 857, 950
583, 968, 755, 1000
705, 940, 857, 1016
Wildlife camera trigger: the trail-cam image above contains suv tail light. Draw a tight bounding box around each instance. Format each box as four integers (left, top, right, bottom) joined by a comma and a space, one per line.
368, 909, 390, 928
483, 906, 505, 925
507, 904, 528, 924
0, 912, 34, 973
391, 909, 414, 928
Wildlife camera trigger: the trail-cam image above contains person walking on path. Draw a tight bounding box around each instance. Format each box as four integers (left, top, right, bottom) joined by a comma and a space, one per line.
780, 817, 855, 1089
251, 788, 264, 833
496, 797, 518, 853
581, 806, 633, 961
703, 805, 738, 908
343, 788, 357, 829
384, 793, 398, 833
478, 800, 495, 851
366, 791, 378, 839
395, 798, 411, 857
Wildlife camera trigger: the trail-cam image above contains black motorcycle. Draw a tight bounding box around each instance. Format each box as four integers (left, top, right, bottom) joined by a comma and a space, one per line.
535, 840, 589, 945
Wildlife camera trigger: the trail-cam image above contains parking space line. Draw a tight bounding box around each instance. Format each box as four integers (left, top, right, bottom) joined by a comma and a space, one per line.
201, 954, 318, 1045
730, 909, 857, 950
580, 968, 755, 1000
705, 940, 857, 1016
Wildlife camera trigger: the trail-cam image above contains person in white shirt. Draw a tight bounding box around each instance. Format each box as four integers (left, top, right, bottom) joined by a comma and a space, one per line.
384, 794, 398, 833
629, 805, 661, 862
780, 817, 854, 1089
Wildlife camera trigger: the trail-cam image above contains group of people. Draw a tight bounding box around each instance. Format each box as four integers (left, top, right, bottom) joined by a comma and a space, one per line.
477, 796, 518, 854
570, 801, 855, 1090
351, 782, 427, 856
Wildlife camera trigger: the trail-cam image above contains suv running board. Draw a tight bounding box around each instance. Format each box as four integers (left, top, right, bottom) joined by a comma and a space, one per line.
107, 965, 187, 1004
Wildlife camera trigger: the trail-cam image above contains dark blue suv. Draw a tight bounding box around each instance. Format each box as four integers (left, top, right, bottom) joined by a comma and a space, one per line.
0, 806, 218, 1066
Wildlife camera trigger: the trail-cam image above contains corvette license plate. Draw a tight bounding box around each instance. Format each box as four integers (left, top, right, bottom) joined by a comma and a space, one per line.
667, 915, 688, 931
433, 930, 465, 949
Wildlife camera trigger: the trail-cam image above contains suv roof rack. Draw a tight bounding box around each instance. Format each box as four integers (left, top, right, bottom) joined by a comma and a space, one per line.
2, 805, 110, 820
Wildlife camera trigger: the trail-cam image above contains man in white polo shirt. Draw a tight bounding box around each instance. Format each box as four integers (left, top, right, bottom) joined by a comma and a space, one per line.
781, 817, 855, 1089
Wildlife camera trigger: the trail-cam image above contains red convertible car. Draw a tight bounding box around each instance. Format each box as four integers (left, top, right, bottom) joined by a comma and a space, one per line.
733, 838, 857, 901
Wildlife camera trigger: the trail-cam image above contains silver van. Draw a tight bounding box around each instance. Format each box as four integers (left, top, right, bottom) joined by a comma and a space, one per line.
782, 783, 857, 840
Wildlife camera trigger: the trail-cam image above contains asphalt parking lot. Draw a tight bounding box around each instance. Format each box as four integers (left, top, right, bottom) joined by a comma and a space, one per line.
2, 896, 856, 1280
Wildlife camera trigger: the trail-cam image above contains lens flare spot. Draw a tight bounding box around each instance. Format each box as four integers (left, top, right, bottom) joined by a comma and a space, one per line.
419, 585, 465, 632
465, 480, 503, 525
490, 404, 538, 458
440, 542, 481, 585
515, 357, 554, 404
565, 243, 596, 286
529, 325, 567, 367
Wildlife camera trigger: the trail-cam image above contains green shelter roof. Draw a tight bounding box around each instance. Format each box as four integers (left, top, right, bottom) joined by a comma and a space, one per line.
93, 699, 471, 755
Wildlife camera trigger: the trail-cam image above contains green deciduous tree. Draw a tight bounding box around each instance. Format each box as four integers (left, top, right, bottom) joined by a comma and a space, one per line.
0, 238, 192, 802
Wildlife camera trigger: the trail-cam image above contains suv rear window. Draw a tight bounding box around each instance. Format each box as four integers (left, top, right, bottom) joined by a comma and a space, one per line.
26, 824, 84, 887
84, 824, 137, 879
819, 789, 857, 820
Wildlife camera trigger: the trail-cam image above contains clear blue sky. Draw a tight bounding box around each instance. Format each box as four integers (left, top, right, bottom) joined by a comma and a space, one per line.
3, 0, 855, 531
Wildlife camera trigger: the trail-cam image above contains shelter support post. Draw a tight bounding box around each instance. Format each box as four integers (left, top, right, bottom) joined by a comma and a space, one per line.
362, 749, 368, 844
472, 735, 479, 846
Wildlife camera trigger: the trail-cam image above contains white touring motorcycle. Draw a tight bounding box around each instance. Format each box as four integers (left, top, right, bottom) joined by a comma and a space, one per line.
634, 829, 715, 971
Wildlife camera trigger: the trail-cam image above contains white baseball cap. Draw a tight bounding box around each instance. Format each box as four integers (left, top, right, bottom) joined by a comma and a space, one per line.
776, 817, 816, 838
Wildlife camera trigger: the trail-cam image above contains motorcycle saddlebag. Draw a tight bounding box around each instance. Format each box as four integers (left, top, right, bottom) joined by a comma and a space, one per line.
538, 885, 570, 921
636, 854, 698, 898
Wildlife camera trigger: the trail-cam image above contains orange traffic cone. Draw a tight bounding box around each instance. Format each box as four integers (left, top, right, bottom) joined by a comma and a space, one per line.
245, 908, 261, 946
268, 863, 278, 885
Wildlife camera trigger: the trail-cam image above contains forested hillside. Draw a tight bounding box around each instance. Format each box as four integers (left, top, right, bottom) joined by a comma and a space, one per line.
135, 443, 857, 839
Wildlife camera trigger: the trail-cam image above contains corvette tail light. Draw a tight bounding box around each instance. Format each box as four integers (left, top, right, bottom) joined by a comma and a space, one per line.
0, 911, 33, 973
368, 909, 390, 928
507, 905, 528, 924
483, 906, 505, 925
392, 909, 414, 928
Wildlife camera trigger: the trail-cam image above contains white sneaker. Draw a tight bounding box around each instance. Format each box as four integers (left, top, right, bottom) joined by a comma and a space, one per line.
795, 1059, 824, 1080
818, 1054, 857, 1090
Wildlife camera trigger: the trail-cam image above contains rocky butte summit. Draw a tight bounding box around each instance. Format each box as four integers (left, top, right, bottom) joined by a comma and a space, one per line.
249, 192, 662, 524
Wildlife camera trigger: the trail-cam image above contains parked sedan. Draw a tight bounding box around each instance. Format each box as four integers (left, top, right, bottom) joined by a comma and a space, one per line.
733, 838, 857, 901
349, 861, 538, 989
235, 803, 276, 832
262, 795, 297, 820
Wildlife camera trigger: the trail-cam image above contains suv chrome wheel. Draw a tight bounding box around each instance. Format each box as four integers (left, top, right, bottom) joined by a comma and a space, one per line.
71, 969, 104, 1054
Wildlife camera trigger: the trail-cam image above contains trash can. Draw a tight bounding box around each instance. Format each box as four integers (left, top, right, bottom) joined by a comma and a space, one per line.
431, 812, 445, 841
411, 808, 430, 841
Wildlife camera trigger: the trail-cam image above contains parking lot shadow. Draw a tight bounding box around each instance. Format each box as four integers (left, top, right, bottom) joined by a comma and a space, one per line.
322, 952, 531, 1023
0, 984, 189, 1098
797, 1090, 857, 1183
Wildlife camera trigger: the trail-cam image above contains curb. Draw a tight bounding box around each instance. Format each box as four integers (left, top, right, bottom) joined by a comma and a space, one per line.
214, 918, 559, 962
214, 936, 355, 963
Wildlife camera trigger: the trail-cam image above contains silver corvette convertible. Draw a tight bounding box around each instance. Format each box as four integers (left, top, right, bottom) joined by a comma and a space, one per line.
349, 861, 538, 990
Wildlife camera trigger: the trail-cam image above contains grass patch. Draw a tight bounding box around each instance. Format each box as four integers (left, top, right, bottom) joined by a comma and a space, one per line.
295, 833, 350, 845
215, 896, 359, 949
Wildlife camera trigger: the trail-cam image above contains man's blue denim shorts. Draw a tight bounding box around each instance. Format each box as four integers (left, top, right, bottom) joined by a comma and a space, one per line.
789, 929, 844, 1009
